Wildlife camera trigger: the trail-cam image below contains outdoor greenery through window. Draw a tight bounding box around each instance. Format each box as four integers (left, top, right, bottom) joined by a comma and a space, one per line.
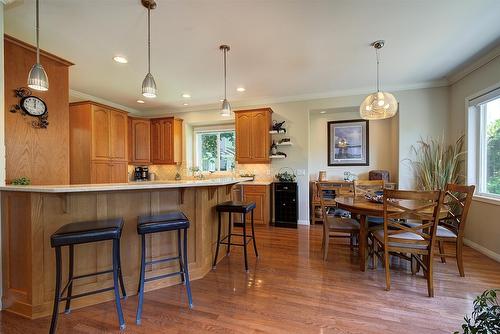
195, 129, 235, 172
478, 95, 500, 197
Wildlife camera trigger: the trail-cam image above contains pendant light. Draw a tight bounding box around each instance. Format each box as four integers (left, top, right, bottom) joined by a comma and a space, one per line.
141, 0, 157, 98
220, 45, 231, 117
360, 40, 398, 120
27, 0, 49, 91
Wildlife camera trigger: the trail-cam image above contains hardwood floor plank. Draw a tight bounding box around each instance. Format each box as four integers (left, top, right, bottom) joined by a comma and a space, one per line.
1, 225, 499, 333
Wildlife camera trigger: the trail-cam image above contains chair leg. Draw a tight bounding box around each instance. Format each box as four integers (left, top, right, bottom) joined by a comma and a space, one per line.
411, 255, 418, 275
242, 213, 249, 272
49, 247, 62, 334
178, 229, 185, 283
323, 232, 329, 261
112, 239, 125, 330
183, 228, 193, 308
373, 239, 378, 269
456, 240, 465, 277
136, 234, 146, 325
227, 213, 232, 255
438, 240, 446, 263
426, 253, 434, 297
250, 209, 259, 257
384, 247, 391, 291
212, 212, 222, 269
64, 244, 74, 314
350, 233, 354, 250
117, 239, 127, 299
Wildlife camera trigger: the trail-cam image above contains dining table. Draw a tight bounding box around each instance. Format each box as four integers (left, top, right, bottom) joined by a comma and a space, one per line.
334, 195, 448, 272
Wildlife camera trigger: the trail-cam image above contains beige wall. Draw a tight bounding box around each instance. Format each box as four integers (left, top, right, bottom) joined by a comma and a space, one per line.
449, 54, 500, 259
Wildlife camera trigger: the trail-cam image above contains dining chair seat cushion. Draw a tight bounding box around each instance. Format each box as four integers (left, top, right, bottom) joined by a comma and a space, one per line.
51, 218, 123, 247
367, 216, 384, 224
327, 216, 360, 232
373, 229, 428, 249
137, 211, 190, 235
331, 208, 351, 218
403, 221, 457, 239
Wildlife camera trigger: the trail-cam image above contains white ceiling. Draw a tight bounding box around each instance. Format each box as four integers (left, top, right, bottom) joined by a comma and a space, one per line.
5, 0, 500, 113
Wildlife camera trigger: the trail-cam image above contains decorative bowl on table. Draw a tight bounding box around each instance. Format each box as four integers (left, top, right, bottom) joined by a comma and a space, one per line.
364, 190, 384, 203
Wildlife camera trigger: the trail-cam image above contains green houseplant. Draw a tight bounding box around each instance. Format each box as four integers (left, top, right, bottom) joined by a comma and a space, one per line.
408, 135, 465, 190
455, 289, 500, 334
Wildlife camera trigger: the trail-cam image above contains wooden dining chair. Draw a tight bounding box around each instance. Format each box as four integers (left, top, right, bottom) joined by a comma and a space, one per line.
372, 189, 444, 297
353, 179, 385, 197
317, 183, 360, 261
435, 183, 475, 277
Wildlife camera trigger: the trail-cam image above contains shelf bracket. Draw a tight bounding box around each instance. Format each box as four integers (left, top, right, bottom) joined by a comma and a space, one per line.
208, 187, 217, 201
178, 188, 185, 205
58, 194, 70, 213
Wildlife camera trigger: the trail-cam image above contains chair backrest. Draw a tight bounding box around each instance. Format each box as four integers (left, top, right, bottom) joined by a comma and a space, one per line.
441, 183, 475, 238
383, 189, 444, 250
354, 179, 385, 197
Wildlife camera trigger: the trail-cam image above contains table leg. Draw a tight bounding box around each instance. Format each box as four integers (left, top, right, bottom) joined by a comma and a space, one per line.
359, 215, 368, 272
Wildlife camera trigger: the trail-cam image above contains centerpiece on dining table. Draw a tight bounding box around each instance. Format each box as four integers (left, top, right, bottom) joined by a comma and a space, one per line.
363, 189, 385, 203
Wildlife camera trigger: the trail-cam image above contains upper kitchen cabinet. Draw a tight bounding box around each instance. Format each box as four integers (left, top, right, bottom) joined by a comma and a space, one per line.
234, 108, 272, 164
150, 117, 183, 165
128, 117, 151, 164
69, 101, 128, 184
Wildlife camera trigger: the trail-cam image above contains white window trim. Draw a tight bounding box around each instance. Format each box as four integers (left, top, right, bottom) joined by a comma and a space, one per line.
466, 82, 500, 204
192, 124, 235, 173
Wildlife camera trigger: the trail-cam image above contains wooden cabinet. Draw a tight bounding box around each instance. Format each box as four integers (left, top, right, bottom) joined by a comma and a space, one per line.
128, 117, 151, 164
150, 117, 183, 165
70, 101, 128, 184
243, 184, 271, 225
234, 108, 272, 164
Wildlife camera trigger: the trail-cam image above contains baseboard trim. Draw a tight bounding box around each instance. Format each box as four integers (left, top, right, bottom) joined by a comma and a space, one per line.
464, 238, 500, 262
298, 220, 310, 226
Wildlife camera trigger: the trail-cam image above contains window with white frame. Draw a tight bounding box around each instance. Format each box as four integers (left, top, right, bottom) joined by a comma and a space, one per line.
194, 128, 235, 172
468, 87, 500, 199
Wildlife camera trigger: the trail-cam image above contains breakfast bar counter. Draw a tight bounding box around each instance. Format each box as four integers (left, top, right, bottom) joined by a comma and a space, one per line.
1, 178, 248, 319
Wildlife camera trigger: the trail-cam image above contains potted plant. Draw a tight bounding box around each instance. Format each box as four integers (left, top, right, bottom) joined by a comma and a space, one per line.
408, 135, 465, 190
455, 289, 500, 334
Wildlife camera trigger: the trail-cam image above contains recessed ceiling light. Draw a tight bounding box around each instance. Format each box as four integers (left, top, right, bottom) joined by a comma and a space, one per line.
236, 87, 246, 92
113, 56, 128, 64
137, 100, 145, 104
182, 93, 191, 98
320, 111, 326, 114
183, 103, 189, 106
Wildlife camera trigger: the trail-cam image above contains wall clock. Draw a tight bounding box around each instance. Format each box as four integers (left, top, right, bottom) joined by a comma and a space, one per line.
10, 87, 49, 128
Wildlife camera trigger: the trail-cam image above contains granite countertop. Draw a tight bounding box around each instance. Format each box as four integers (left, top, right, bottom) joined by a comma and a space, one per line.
0, 177, 253, 193
240, 179, 274, 185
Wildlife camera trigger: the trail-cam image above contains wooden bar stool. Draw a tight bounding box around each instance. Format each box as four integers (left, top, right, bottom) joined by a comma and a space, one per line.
49, 218, 126, 333
213, 201, 259, 272
136, 211, 193, 325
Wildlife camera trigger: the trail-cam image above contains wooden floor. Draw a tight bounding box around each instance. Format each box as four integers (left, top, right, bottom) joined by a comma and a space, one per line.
1, 224, 500, 333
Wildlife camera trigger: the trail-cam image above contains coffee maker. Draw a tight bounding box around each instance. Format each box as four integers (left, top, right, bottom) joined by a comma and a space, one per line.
134, 166, 149, 181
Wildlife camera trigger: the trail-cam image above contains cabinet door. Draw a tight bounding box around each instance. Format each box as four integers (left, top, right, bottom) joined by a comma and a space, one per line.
151, 118, 174, 164
250, 111, 270, 162
92, 107, 110, 160
243, 185, 270, 225
150, 120, 163, 163
110, 162, 128, 183
163, 119, 174, 164
91, 161, 111, 183
130, 118, 151, 163
110, 111, 128, 161
235, 113, 252, 163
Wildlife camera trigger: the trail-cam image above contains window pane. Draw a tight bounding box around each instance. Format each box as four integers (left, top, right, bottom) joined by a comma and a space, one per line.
219, 131, 235, 171
485, 98, 500, 195
200, 134, 217, 171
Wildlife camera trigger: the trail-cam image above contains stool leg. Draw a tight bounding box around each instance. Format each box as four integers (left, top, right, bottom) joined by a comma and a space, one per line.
112, 239, 126, 330
64, 244, 74, 314
49, 246, 62, 334
242, 213, 249, 272
178, 229, 185, 283
183, 228, 193, 309
250, 209, 259, 258
213, 211, 222, 269
136, 234, 146, 325
227, 213, 232, 256
117, 239, 127, 299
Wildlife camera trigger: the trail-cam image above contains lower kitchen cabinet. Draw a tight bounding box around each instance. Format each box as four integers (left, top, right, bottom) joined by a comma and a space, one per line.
232, 184, 271, 225
91, 161, 128, 183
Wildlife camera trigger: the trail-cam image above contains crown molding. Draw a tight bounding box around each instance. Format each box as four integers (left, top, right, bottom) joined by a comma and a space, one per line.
69, 89, 141, 115
447, 44, 500, 85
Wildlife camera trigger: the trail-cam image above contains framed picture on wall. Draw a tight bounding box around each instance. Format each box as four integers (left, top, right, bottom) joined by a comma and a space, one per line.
327, 119, 369, 166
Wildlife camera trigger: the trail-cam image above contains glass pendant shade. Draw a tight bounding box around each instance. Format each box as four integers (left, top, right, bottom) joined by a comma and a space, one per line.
221, 98, 231, 117
27, 63, 49, 91
142, 72, 157, 98
360, 91, 398, 120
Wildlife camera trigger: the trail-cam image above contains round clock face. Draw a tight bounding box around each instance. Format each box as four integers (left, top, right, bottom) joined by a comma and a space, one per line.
20, 96, 47, 116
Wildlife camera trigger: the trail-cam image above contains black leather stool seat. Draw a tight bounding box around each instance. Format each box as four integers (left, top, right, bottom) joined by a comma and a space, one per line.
137, 211, 190, 235
51, 218, 124, 247
216, 201, 256, 213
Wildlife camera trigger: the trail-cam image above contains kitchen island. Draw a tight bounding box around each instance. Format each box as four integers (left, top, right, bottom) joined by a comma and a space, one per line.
1, 178, 248, 319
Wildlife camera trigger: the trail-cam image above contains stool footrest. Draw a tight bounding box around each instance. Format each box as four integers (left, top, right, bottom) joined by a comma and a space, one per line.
145, 271, 183, 283
59, 286, 115, 302
146, 256, 180, 266
60, 269, 115, 296
220, 233, 254, 247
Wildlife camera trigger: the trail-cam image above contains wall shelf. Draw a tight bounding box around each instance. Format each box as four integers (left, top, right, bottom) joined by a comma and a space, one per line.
269, 130, 287, 134
276, 142, 293, 146
269, 155, 286, 159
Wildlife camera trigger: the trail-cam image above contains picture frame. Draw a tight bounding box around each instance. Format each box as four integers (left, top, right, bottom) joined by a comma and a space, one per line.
327, 119, 369, 166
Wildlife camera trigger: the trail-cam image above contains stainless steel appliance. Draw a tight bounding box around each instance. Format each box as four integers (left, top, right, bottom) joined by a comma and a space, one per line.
134, 166, 149, 181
